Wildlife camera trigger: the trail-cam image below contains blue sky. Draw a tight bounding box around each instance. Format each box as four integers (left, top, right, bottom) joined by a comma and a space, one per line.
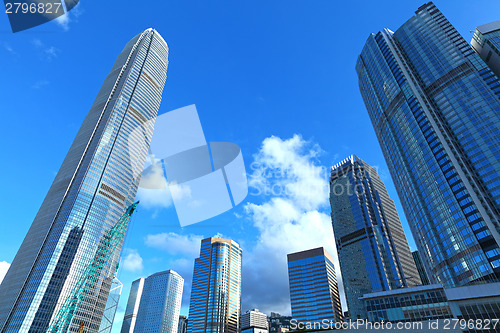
1, 0, 500, 331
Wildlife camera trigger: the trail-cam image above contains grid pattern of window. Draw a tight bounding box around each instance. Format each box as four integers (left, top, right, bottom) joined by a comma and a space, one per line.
457, 300, 500, 333
287, 248, 342, 325
330, 156, 420, 319
356, 2, 500, 289
187, 238, 242, 333
133, 270, 184, 333
363, 286, 452, 322
0, 29, 168, 333
471, 21, 500, 79
121, 278, 145, 333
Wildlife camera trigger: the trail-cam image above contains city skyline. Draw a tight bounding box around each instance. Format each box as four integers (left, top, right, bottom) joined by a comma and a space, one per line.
1, 1, 500, 332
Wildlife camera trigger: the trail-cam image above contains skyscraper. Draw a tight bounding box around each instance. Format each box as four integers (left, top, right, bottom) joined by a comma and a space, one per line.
241, 309, 268, 333
412, 251, 431, 286
121, 270, 184, 333
0, 29, 168, 332
287, 247, 342, 325
121, 278, 145, 333
330, 156, 420, 319
187, 237, 242, 333
178, 315, 188, 333
471, 20, 500, 78
356, 2, 500, 288
98, 277, 123, 333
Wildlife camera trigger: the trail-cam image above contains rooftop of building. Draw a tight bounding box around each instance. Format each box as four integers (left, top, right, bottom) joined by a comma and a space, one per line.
477, 20, 500, 34
287, 247, 334, 263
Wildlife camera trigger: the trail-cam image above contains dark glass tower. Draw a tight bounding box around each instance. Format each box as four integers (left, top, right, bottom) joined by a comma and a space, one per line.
356, 2, 500, 288
187, 237, 242, 333
287, 247, 342, 325
0, 29, 168, 332
412, 251, 431, 285
330, 155, 420, 319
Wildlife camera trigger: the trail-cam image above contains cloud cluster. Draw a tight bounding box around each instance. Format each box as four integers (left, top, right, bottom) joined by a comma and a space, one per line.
0, 261, 10, 284
137, 135, 345, 315
243, 135, 344, 314
121, 249, 143, 272
145, 233, 203, 258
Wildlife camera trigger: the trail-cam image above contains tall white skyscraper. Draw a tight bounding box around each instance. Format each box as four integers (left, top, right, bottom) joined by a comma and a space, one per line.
0, 29, 168, 333
121, 270, 184, 333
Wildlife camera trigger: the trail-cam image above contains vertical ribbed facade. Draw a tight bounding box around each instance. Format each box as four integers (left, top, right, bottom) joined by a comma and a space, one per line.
287, 247, 342, 325
0, 29, 168, 333
121, 278, 145, 333
412, 251, 431, 286
187, 238, 242, 333
356, 2, 500, 288
133, 270, 184, 333
330, 155, 420, 319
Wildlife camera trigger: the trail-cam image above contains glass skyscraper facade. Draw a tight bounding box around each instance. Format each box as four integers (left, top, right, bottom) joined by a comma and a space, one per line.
187, 237, 242, 333
287, 247, 342, 325
0, 29, 168, 332
121, 278, 145, 333
356, 2, 500, 288
121, 270, 184, 333
412, 251, 431, 286
471, 20, 500, 79
330, 155, 420, 319
98, 277, 123, 333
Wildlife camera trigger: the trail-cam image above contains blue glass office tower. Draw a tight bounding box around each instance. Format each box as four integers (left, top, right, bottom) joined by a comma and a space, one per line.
356, 2, 500, 288
0, 29, 168, 332
121, 270, 184, 333
471, 20, 500, 79
187, 237, 242, 333
330, 156, 420, 319
287, 247, 342, 326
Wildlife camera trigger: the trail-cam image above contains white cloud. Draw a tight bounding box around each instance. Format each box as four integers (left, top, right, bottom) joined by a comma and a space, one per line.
55, 14, 70, 30
243, 134, 346, 314
0, 261, 10, 284
31, 39, 59, 60
121, 249, 143, 272
145, 232, 203, 258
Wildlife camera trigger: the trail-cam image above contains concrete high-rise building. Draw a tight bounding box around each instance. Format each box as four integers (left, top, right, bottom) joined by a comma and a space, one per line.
241, 309, 268, 333
0, 29, 168, 332
356, 2, 500, 288
121, 278, 145, 333
330, 156, 420, 319
471, 20, 500, 78
412, 251, 431, 285
287, 247, 342, 325
187, 237, 242, 333
121, 270, 184, 333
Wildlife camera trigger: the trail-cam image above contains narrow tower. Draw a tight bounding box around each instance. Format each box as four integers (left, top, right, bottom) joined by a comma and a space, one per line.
330, 155, 420, 319
0, 29, 168, 332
